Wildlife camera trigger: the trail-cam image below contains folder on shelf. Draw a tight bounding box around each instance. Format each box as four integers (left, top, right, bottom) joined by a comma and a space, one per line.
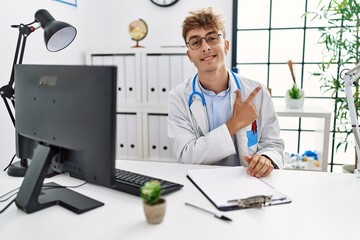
147, 55, 159, 102
126, 114, 138, 158
116, 114, 127, 158
148, 114, 160, 160
91, 55, 103, 66
114, 55, 126, 103
124, 55, 136, 102
187, 167, 291, 211
159, 115, 171, 160
158, 55, 170, 102
170, 55, 183, 90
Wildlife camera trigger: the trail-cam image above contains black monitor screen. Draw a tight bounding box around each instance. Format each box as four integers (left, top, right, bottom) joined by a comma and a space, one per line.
14, 64, 117, 214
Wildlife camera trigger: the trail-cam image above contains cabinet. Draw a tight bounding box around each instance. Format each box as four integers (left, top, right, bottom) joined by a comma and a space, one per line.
86, 48, 196, 162
275, 104, 331, 172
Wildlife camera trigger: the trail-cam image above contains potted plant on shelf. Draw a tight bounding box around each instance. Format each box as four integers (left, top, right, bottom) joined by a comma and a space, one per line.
305, 0, 360, 172
141, 180, 166, 224
285, 60, 304, 109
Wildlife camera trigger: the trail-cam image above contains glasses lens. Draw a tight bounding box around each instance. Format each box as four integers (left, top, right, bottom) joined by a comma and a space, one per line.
206, 34, 220, 45
189, 38, 201, 50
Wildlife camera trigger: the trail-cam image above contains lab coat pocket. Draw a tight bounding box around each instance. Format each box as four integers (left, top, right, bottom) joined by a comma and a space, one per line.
246, 130, 258, 147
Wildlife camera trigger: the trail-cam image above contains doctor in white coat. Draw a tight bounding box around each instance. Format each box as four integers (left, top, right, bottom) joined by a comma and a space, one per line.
168, 7, 284, 178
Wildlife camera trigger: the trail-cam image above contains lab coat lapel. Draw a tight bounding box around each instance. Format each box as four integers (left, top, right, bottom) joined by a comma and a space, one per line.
229, 72, 249, 166
190, 99, 209, 136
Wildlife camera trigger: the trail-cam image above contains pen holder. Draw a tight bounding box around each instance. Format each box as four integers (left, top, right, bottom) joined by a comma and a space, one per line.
143, 198, 166, 224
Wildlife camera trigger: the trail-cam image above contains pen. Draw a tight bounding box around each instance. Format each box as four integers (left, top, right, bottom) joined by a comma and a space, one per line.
184, 202, 232, 222
251, 120, 257, 134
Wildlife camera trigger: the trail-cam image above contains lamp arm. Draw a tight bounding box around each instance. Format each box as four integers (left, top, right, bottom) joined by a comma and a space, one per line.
0, 23, 36, 126
8, 23, 36, 87
343, 70, 360, 177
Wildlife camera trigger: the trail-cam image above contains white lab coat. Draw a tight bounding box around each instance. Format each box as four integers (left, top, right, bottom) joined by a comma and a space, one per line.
167, 70, 284, 168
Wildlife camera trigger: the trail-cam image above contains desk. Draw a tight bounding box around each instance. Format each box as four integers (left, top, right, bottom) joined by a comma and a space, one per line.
1, 160, 359, 240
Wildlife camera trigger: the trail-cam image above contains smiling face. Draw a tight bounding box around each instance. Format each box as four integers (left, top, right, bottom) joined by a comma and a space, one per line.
186, 27, 229, 75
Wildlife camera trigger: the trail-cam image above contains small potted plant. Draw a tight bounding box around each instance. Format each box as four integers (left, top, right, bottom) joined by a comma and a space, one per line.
140, 180, 166, 224
286, 60, 304, 109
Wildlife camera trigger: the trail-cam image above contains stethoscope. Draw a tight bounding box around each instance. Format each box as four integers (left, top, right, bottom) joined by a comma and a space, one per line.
188, 71, 241, 107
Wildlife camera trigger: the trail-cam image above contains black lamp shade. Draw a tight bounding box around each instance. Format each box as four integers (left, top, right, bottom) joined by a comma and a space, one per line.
35, 9, 77, 52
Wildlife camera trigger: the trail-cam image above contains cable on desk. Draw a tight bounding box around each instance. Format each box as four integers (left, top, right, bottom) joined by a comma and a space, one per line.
0, 192, 18, 202
2, 154, 16, 171
0, 199, 15, 214
0, 187, 19, 200
0, 186, 18, 214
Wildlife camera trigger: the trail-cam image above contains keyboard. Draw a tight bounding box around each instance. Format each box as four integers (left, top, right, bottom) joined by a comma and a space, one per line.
114, 168, 183, 197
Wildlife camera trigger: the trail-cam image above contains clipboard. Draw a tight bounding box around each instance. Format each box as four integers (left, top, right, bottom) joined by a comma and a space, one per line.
187, 166, 291, 211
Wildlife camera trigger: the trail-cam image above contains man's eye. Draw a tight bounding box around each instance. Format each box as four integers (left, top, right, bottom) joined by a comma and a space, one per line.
191, 39, 200, 46
207, 37, 217, 42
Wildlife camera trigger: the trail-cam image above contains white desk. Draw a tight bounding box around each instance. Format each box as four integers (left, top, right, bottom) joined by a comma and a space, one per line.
1, 160, 359, 240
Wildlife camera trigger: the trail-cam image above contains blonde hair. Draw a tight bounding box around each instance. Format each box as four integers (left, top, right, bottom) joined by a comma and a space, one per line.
182, 7, 226, 43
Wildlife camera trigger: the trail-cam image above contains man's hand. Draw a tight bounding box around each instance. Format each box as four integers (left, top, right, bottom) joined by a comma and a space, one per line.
244, 154, 274, 178
226, 86, 261, 136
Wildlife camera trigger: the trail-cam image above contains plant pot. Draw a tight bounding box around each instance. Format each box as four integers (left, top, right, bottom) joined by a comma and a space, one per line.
143, 198, 166, 224
285, 90, 304, 109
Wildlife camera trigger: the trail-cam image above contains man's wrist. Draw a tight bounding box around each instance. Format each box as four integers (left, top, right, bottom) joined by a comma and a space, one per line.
261, 154, 278, 169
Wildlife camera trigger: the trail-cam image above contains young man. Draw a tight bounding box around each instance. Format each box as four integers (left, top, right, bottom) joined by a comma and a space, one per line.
167, 7, 284, 178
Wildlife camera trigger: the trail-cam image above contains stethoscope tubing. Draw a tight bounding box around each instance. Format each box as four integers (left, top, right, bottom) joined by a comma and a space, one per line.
188, 71, 241, 107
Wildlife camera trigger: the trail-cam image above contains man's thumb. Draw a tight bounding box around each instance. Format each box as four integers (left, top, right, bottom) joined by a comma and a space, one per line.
243, 154, 251, 163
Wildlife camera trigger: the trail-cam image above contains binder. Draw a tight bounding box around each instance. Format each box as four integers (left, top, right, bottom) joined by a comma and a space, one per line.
116, 114, 127, 158
102, 55, 114, 66
187, 167, 291, 211
91, 55, 103, 66
148, 114, 160, 160
159, 115, 171, 161
126, 114, 138, 158
170, 55, 183, 90
158, 55, 170, 102
124, 55, 136, 102
147, 55, 159, 102
114, 55, 126, 103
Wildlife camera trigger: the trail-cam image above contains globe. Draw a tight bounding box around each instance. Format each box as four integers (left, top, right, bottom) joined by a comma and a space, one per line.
128, 19, 148, 48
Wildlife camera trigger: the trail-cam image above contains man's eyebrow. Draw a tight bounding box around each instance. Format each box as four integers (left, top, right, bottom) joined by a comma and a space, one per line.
187, 30, 218, 41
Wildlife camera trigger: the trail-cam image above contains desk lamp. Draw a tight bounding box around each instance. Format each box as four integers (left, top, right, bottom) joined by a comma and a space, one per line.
343, 63, 360, 178
0, 9, 77, 177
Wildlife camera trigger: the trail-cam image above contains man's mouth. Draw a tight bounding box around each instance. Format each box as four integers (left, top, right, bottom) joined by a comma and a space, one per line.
201, 55, 216, 61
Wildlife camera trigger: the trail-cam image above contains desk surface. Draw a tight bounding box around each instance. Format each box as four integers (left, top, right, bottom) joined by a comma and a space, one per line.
1, 160, 359, 240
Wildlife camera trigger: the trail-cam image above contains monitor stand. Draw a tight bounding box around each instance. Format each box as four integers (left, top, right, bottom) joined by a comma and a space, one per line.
15, 144, 104, 214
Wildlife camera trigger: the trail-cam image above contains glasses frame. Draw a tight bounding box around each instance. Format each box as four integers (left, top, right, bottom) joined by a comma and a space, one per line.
186, 33, 223, 50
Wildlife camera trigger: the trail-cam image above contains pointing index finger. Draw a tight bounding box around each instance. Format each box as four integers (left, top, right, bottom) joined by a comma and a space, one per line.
245, 86, 262, 103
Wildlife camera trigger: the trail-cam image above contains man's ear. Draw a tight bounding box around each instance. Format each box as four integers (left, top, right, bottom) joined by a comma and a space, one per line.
186, 50, 193, 62
224, 39, 230, 54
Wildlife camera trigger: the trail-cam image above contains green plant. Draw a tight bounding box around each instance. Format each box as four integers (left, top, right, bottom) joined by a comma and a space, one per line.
140, 180, 163, 205
287, 60, 304, 99
288, 84, 304, 99
305, 0, 360, 167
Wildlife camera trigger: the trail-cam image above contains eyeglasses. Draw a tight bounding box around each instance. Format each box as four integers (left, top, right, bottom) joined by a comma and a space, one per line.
186, 33, 223, 50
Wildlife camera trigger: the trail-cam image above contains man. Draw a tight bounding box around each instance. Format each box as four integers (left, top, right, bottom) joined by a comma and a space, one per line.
167, 7, 284, 178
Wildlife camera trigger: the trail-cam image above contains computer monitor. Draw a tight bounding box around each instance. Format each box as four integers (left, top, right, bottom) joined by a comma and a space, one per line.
14, 64, 117, 214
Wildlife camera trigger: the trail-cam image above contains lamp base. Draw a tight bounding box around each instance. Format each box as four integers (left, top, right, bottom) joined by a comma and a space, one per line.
7, 160, 28, 177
